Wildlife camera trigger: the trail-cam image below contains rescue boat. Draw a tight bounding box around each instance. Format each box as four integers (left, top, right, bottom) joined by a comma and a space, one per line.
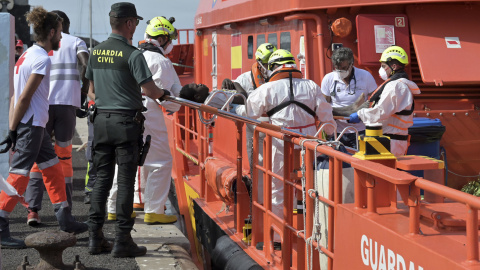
163, 0, 480, 269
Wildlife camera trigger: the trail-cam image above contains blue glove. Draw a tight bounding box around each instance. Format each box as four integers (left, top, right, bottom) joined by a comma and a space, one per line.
348, 112, 360, 123
230, 104, 240, 114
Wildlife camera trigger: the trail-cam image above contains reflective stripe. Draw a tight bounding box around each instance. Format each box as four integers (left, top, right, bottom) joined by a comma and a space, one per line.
9, 167, 30, 176
392, 114, 413, 124
56, 140, 73, 148
53, 200, 69, 208
29, 172, 43, 179
0, 210, 11, 218
50, 74, 80, 81
37, 157, 59, 170
387, 123, 409, 131
65, 177, 73, 184
51, 63, 77, 70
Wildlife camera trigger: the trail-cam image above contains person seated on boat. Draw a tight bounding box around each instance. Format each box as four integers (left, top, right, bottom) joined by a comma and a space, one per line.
179, 83, 246, 109
221, 42, 277, 95
232, 49, 336, 230
348, 45, 420, 157
321, 47, 377, 149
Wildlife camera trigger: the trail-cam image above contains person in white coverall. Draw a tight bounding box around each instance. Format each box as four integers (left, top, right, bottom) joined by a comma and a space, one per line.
107, 16, 180, 224
234, 50, 336, 230
349, 46, 420, 156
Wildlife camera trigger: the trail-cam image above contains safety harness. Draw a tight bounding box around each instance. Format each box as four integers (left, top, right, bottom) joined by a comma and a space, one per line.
265, 67, 316, 118
368, 70, 414, 116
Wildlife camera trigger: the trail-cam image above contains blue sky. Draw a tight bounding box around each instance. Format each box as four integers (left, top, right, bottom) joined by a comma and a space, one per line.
30, 0, 200, 45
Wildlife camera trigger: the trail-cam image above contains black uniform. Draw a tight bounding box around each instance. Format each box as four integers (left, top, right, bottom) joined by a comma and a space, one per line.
85, 33, 152, 234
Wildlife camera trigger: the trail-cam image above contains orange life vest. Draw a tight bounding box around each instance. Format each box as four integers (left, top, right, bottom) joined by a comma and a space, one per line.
250, 62, 265, 90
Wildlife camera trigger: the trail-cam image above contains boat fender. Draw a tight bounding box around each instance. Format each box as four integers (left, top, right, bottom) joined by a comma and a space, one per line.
211, 235, 263, 270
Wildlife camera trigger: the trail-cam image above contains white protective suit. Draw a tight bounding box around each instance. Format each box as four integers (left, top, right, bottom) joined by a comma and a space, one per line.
233, 71, 255, 95
357, 78, 420, 157
236, 76, 336, 218
107, 44, 182, 215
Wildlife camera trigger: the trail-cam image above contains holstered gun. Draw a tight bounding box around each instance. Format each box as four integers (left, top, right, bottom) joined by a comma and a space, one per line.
138, 135, 151, 166
88, 104, 97, 123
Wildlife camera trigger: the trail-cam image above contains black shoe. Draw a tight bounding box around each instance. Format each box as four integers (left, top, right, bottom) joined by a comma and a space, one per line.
62, 221, 88, 235
112, 233, 147, 258
1, 236, 26, 249
88, 230, 113, 255
84, 194, 91, 204
255, 241, 281, 251
55, 205, 88, 235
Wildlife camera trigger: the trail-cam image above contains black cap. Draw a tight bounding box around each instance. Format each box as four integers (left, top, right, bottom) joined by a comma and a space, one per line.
109, 2, 143, 20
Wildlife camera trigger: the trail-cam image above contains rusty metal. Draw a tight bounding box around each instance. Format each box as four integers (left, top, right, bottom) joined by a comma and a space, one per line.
20, 231, 84, 270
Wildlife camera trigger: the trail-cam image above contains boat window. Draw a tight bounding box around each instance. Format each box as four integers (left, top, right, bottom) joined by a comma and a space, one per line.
268, 33, 277, 48
257, 34, 265, 47
280, 32, 291, 52
247, 35, 253, 59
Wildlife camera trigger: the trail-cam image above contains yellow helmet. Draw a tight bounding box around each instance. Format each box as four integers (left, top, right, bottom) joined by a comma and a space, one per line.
145, 16, 178, 40
255, 43, 277, 64
380, 46, 408, 65
267, 49, 296, 70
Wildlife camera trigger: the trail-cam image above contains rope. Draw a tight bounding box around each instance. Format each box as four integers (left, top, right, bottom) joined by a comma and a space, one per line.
299, 138, 341, 270
300, 139, 323, 270
447, 170, 480, 178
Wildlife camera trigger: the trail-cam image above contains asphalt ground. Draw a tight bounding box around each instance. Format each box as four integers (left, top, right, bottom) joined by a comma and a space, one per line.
1, 118, 196, 270
1, 127, 138, 270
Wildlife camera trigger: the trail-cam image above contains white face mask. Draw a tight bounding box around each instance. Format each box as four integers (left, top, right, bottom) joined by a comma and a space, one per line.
163, 42, 173, 54
379, 67, 389, 81
336, 69, 349, 80
335, 65, 352, 80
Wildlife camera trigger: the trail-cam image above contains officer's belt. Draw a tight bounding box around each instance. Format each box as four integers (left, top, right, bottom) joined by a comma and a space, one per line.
96, 109, 138, 117
383, 133, 409, 141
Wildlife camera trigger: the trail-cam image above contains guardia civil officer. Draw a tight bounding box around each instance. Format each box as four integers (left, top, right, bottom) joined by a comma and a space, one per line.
85, 2, 169, 257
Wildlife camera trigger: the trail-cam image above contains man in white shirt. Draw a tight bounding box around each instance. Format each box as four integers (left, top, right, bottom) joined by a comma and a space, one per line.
0, 7, 87, 249
321, 47, 377, 148
24, 10, 90, 226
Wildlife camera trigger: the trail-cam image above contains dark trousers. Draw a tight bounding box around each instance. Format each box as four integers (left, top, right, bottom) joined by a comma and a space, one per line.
338, 130, 365, 149
87, 112, 141, 234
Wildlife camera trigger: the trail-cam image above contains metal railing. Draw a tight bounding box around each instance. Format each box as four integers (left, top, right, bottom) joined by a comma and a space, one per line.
164, 95, 480, 269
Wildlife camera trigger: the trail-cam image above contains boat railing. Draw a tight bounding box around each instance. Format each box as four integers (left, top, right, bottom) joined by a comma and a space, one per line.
164, 95, 480, 269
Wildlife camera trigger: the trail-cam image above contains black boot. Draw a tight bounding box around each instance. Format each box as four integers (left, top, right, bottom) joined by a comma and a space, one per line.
54, 203, 88, 234
84, 193, 91, 204
88, 228, 113, 254
111, 232, 147, 258
0, 217, 26, 249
